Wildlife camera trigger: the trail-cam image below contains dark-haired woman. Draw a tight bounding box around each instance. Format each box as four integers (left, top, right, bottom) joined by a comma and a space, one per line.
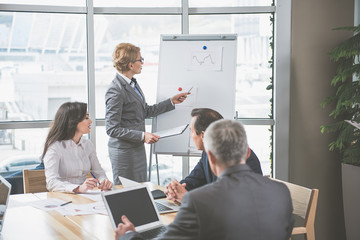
43, 102, 113, 193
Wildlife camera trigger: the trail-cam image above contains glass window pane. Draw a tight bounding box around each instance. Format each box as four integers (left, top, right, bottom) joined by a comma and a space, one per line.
244, 125, 271, 176
150, 155, 182, 186
189, 14, 273, 118
94, 0, 180, 7
94, 15, 181, 119
189, 125, 272, 177
0, 12, 87, 122
95, 126, 113, 181
189, 0, 272, 7
0, 128, 47, 177
0, 0, 84, 6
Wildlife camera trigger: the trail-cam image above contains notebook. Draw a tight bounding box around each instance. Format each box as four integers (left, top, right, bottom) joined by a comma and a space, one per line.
102, 185, 167, 239
119, 176, 180, 214
0, 175, 12, 234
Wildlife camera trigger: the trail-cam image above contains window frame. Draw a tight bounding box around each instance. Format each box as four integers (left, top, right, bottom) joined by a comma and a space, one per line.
0, 0, 291, 180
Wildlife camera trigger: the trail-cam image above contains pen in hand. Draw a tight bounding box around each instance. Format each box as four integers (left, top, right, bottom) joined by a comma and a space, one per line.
90, 172, 100, 186
60, 201, 72, 206
187, 86, 193, 95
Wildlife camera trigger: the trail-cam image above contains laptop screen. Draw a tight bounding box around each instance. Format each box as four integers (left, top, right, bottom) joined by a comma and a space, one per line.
103, 186, 160, 228
0, 175, 11, 232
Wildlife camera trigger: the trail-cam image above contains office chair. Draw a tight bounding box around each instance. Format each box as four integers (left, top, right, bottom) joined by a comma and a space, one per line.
272, 179, 319, 240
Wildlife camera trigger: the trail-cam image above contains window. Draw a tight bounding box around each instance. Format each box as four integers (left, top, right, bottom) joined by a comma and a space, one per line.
94, 15, 181, 119
0, 1, 290, 186
0, 12, 87, 122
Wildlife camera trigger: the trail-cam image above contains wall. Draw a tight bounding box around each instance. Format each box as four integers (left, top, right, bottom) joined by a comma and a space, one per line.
290, 0, 354, 239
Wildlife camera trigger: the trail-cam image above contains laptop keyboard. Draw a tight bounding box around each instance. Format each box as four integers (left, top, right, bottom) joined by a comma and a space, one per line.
155, 201, 172, 212
141, 226, 167, 239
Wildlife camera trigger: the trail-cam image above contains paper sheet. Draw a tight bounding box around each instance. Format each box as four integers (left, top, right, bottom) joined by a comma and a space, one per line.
77, 189, 103, 202
153, 124, 189, 139
187, 46, 223, 71
29, 198, 107, 216
55, 202, 107, 216
157, 85, 196, 107
29, 198, 71, 212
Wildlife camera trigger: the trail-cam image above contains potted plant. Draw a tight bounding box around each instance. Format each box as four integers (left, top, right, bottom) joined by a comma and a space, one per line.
321, 25, 360, 240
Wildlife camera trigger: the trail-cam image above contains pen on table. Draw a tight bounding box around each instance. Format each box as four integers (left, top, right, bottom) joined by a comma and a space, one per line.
60, 201, 72, 206
90, 172, 100, 185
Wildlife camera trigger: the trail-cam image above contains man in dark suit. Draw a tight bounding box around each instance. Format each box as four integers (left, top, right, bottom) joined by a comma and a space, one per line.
115, 119, 294, 240
165, 108, 263, 203
105, 43, 188, 184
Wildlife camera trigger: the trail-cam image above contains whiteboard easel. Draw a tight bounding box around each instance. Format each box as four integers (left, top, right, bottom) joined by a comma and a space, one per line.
149, 34, 237, 183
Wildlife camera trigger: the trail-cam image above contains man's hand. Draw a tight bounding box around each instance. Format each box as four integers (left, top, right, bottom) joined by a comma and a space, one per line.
165, 180, 187, 203
115, 215, 136, 239
171, 93, 188, 104
144, 132, 159, 144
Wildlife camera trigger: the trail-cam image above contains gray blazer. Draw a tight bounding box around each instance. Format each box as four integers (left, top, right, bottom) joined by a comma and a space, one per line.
105, 74, 175, 149
120, 164, 294, 240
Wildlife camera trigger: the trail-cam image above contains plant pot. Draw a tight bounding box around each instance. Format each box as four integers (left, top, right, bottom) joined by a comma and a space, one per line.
342, 163, 360, 240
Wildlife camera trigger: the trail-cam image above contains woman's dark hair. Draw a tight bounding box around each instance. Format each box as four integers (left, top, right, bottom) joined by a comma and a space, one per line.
191, 108, 224, 135
41, 102, 87, 160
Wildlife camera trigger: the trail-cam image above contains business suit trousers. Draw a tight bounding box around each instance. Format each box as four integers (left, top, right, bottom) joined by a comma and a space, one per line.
108, 144, 147, 185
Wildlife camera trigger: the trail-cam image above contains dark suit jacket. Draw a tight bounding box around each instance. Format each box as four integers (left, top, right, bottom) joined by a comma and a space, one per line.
105, 74, 174, 149
180, 149, 263, 190
120, 164, 294, 240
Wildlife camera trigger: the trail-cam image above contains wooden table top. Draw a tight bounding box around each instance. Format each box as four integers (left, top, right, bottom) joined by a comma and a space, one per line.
1, 183, 176, 240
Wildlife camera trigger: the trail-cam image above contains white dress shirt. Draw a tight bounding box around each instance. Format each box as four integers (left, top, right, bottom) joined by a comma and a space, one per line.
44, 138, 108, 192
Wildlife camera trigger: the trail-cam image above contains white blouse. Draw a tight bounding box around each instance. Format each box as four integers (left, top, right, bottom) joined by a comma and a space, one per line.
44, 138, 108, 192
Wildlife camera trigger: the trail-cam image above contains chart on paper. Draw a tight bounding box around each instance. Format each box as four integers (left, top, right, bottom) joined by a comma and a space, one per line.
188, 46, 223, 71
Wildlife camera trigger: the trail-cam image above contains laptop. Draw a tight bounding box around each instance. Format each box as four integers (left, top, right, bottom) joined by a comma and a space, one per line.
102, 185, 168, 239
119, 176, 180, 214
0, 175, 12, 234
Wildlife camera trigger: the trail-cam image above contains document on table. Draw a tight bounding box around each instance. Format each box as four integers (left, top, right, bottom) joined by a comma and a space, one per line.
345, 120, 360, 130
153, 124, 189, 139
56, 202, 107, 216
29, 198, 107, 215
77, 189, 103, 202
29, 198, 72, 212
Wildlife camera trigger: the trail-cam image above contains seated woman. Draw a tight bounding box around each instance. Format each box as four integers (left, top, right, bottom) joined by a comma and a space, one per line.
43, 102, 113, 193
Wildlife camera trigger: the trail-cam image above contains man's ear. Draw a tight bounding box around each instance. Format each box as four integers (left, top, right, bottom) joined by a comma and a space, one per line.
207, 150, 216, 165
200, 131, 205, 140
246, 146, 251, 159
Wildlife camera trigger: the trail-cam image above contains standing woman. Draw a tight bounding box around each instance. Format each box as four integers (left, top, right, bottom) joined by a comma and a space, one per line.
105, 43, 187, 184
43, 102, 113, 193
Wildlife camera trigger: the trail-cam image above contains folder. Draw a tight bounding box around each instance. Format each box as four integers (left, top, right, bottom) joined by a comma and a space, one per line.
153, 124, 189, 139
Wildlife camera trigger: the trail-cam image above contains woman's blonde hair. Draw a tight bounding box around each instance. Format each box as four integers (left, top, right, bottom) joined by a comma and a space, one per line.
112, 43, 140, 72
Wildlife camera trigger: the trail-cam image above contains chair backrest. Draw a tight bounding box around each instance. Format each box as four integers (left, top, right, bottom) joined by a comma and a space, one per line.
272, 178, 319, 240
23, 169, 48, 193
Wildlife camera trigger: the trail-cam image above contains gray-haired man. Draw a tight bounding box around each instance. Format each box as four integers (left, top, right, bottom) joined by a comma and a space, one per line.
115, 120, 294, 240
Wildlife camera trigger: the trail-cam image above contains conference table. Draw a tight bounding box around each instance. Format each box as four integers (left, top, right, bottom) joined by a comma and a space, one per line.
1, 182, 177, 240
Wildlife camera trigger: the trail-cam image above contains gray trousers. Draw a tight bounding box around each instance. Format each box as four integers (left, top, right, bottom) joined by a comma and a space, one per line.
108, 144, 147, 185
